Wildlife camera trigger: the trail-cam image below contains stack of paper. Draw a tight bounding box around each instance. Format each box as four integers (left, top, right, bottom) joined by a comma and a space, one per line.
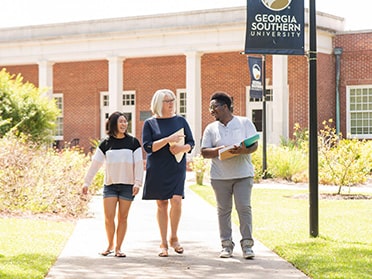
218, 134, 259, 160
169, 128, 185, 163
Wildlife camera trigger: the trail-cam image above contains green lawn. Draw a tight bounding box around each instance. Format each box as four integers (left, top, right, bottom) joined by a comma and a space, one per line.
190, 184, 372, 279
0, 185, 371, 279
0, 218, 74, 279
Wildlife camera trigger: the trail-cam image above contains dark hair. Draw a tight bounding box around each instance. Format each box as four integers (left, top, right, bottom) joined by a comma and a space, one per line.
210, 92, 233, 112
106, 111, 128, 137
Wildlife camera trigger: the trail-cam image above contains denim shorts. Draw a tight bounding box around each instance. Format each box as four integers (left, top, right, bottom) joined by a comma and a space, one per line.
102, 184, 134, 201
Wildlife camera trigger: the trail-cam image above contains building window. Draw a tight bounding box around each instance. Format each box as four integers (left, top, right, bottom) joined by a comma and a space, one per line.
177, 89, 187, 117
103, 94, 109, 107
53, 94, 63, 140
248, 88, 273, 132
252, 109, 263, 132
249, 89, 273, 102
100, 91, 136, 137
122, 92, 135, 106
347, 86, 372, 139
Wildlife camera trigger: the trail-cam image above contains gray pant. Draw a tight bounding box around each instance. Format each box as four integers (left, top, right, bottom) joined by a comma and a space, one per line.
211, 177, 254, 246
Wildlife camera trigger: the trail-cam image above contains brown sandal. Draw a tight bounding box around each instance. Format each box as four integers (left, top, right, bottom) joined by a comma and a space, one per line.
115, 251, 126, 257
99, 249, 114, 256
170, 238, 184, 254
158, 245, 168, 257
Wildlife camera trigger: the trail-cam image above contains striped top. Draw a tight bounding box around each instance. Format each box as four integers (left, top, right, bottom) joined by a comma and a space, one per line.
84, 135, 143, 188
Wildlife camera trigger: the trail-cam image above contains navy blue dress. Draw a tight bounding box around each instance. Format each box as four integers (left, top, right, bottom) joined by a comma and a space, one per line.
142, 115, 195, 200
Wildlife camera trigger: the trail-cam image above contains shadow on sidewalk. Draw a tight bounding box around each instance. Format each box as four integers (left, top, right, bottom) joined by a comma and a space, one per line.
46, 174, 308, 279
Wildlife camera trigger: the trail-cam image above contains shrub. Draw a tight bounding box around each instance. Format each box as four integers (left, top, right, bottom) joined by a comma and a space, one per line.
190, 154, 211, 185
189, 154, 210, 174
251, 143, 264, 181
0, 133, 102, 217
0, 69, 60, 144
361, 140, 372, 174
267, 145, 308, 181
250, 121, 372, 188
318, 120, 370, 193
280, 122, 308, 150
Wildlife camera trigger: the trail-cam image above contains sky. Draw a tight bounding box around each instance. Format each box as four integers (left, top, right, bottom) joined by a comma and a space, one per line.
0, 0, 370, 31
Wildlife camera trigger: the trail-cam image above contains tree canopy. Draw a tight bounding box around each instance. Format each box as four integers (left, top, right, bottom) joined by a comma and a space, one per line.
0, 68, 60, 144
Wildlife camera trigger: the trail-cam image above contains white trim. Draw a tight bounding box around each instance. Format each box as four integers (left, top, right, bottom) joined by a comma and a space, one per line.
123, 90, 136, 138
346, 85, 372, 139
246, 86, 274, 143
100, 91, 110, 139
53, 93, 63, 141
176, 88, 187, 118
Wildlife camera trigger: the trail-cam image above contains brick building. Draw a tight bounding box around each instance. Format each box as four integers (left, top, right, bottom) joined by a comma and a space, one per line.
0, 7, 371, 154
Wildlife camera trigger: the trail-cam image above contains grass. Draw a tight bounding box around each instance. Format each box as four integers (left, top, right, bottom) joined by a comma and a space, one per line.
0, 184, 371, 279
190, 184, 372, 279
0, 217, 74, 279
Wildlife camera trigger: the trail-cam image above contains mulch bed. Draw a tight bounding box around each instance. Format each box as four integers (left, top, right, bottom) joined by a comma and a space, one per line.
0, 210, 77, 222
287, 193, 372, 200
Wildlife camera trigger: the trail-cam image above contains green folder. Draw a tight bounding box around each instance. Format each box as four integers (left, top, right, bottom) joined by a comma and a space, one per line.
242, 134, 260, 147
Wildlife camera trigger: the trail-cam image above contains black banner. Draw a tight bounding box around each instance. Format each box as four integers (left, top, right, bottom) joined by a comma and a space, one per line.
248, 56, 263, 98
245, 0, 304, 55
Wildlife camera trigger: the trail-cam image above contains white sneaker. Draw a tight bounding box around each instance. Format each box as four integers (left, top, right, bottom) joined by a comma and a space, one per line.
242, 247, 255, 259
220, 240, 234, 258
240, 239, 255, 259
220, 246, 233, 258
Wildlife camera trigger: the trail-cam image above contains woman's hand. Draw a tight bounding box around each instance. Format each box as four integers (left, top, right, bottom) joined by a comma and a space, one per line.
132, 185, 141, 196
167, 134, 185, 144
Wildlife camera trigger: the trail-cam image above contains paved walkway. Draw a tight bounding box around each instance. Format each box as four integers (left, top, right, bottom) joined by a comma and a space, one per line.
46, 173, 309, 279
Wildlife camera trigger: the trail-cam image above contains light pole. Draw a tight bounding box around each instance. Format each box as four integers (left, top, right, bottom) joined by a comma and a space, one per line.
308, 0, 319, 237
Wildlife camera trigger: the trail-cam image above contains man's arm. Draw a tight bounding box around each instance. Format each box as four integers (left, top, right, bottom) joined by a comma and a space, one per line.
201, 146, 224, 159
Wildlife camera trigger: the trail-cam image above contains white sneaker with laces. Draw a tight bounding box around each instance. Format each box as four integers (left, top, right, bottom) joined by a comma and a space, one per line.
220, 240, 234, 258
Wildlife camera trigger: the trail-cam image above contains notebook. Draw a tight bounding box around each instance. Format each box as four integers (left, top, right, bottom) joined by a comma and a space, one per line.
218, 134, 259, 160
169, 128, 185, 163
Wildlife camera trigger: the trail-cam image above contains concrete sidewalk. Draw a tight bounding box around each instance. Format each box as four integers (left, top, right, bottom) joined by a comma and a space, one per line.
46, 174, 309, 279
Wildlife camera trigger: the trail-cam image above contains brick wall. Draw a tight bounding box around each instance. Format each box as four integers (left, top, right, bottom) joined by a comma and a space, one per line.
334, 32, 372, 135
124, 55, 186, 139
2, 65, 39, 86
2, 31, 372, 150
288, 55, 308, 134
53, 60, 108, 152
288, 53, 336, 137
202, 52, 249, 131
201, 52, 273, 133
317, 53, 336, 129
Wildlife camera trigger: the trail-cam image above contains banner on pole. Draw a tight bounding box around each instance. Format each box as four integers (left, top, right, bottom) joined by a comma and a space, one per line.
248, 56, 263, 99
245, 0, 304, 55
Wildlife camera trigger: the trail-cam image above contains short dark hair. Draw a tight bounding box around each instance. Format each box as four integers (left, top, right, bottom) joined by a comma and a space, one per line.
210, 92, 233, 112
106, 111, 128, 137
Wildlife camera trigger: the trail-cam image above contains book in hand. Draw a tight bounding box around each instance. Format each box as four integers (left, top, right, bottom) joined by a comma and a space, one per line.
169, 128, 185, 163
218, 134, 259, 160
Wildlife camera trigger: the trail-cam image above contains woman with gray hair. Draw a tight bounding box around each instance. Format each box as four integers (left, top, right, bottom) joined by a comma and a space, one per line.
142, 89, 195, 257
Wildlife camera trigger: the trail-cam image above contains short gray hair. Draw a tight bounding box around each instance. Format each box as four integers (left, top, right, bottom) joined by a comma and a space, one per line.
150, 89, 176, 117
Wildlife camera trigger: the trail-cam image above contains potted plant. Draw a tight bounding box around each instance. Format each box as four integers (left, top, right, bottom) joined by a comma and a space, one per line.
189, 154, 210, 185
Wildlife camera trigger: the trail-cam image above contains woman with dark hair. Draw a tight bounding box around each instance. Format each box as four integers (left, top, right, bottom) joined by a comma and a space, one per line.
142, 89, 195, 257
82, 111, 143, 258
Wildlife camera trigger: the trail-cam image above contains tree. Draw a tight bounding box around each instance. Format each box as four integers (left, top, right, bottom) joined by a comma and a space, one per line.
0, 69, 60, 144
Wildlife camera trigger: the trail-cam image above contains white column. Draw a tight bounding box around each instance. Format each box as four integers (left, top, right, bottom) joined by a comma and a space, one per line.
108, 56, 124, 113
272, 55, 289, 144
185, 51, 202, 155
38, 60, 54, 98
